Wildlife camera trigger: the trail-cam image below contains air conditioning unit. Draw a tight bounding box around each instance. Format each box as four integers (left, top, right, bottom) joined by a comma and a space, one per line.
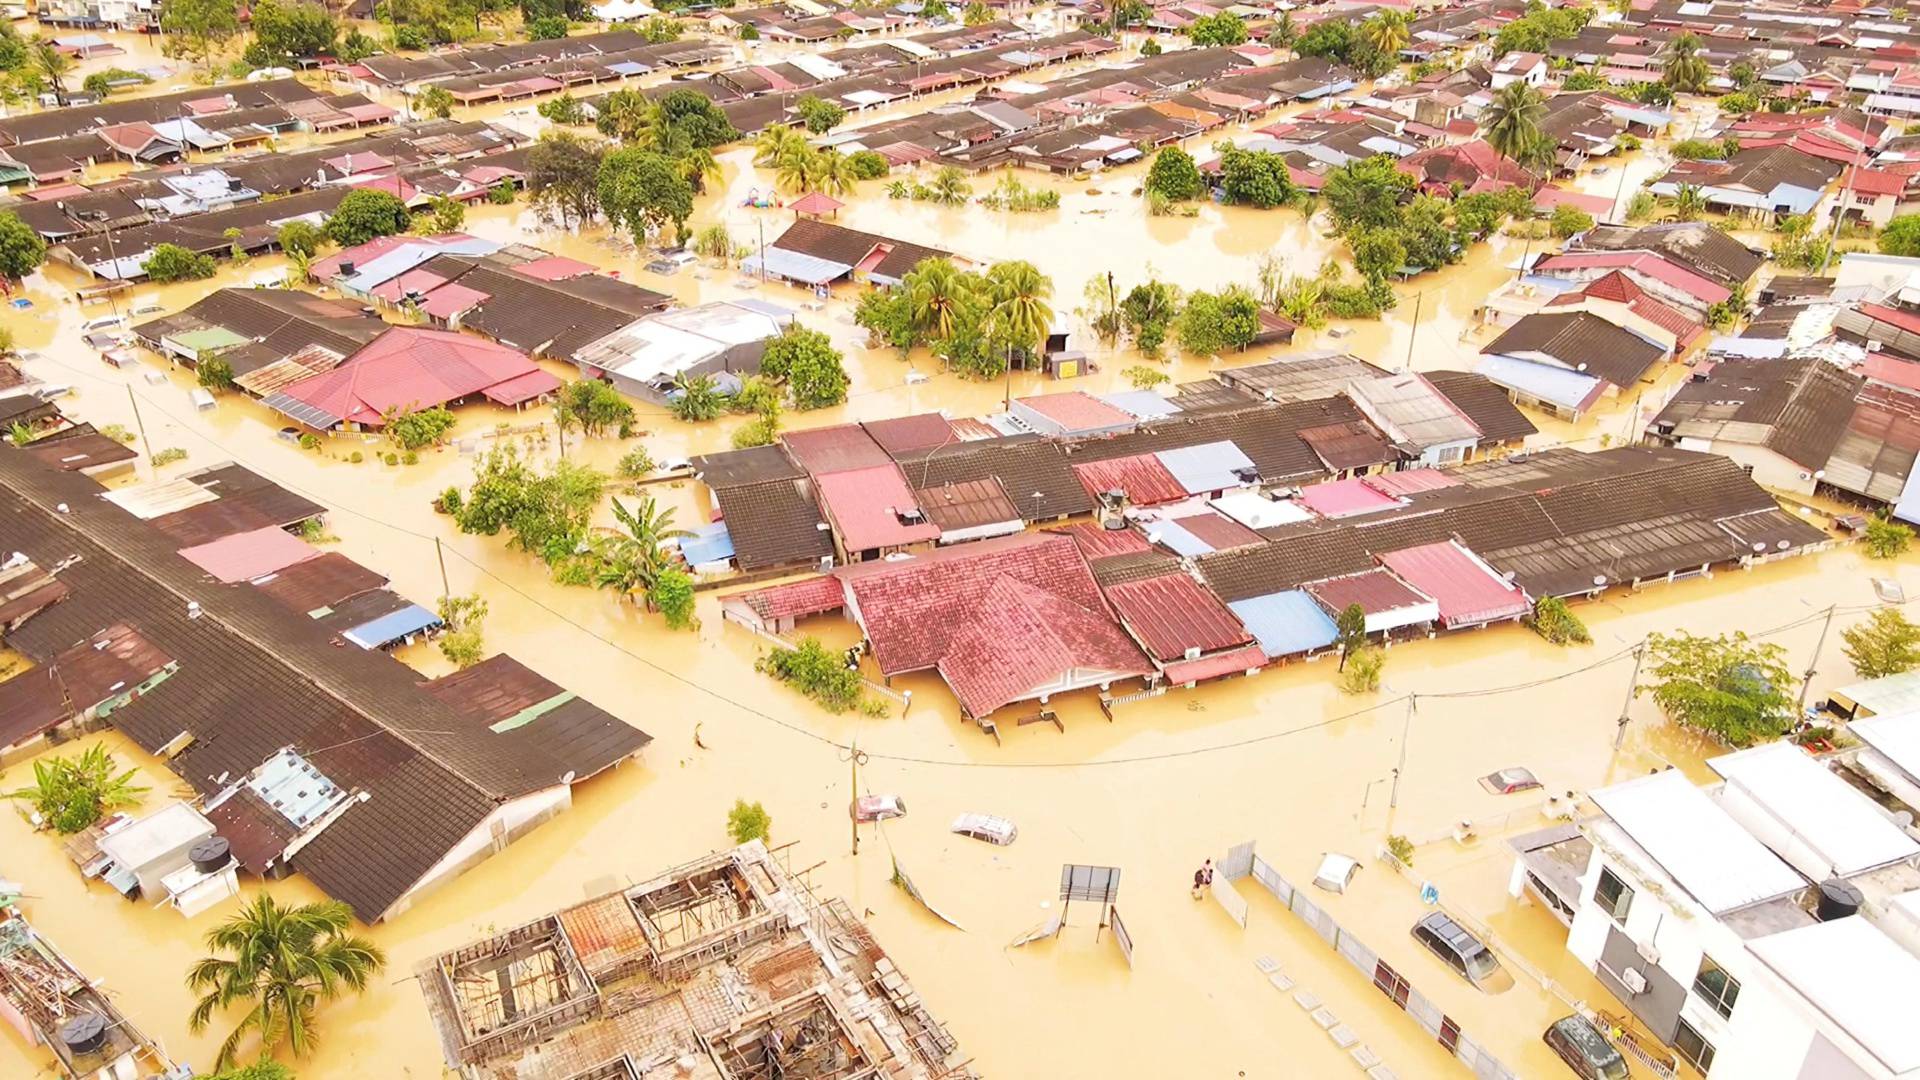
1621, 967, 1649, 995
1637, 941, 1661, 967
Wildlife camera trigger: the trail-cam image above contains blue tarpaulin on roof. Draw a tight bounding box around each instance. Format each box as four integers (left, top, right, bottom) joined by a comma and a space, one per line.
1145, 519, 1212, 557
1228, 591, 1339, 658
677, 522, 736, 567
343, 604, 442, 649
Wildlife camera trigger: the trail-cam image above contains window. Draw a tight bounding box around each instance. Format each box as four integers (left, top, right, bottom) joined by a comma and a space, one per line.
1692, 955, 1741, 1019
1595, 867, 1634, 923
1676, 1017, 1717, 1073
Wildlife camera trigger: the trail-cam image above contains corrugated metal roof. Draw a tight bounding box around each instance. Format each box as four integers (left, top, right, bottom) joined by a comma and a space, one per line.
343, 603, 442, 649
1162, 644, 1266, 684
1228, 591, 1339, 657
1589, 768, 1804, 915
1709, 742, 1920, 878
1377, 540, 1530, 628
1072, 453, 1188, 507
1154, 439, 1255, 494
1103, 573, 1252, 662
178, 526, 319, 584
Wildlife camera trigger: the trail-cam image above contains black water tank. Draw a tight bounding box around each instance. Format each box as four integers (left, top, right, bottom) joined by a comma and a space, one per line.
1816, 878, 1864, 921
59, 1011, 107, 1055
189, 836, 231, 873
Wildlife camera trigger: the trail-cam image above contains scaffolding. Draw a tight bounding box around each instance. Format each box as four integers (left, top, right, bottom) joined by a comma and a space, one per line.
630, 855, 786, 982
708, 990, 877, 1080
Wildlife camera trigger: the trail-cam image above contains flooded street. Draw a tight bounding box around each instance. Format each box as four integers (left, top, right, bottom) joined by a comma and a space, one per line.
1, 41, 1904, 1080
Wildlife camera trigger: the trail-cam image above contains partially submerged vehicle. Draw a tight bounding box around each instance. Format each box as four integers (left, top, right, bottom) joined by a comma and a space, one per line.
951, 813, 1017, 846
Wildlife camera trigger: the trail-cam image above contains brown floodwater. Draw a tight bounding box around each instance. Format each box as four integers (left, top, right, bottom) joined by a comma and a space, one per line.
1, 58, 1900, 1080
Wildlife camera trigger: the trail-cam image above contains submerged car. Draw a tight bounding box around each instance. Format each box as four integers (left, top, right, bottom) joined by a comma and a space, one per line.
1411, 911, 1514, 992
1543, 1015, 1630, 1080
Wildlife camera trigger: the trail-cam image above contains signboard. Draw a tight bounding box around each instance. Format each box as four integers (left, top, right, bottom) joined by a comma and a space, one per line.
1110, 904, 1134, 967
1060, 864, 1122, 904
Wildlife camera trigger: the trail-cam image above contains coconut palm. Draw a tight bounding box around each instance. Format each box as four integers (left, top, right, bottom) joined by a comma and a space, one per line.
32, 38, 72, 107
675, 145, 722, 192
929, 165, 972, 206
1670, 183, 1708, 221
1481, 80, 1548, 163
773, 146, 818, 193
902, 257, 974, 343
804, 150, 860, 196
1359, 11, 1409, 60
591, 495, 689, 602
1268, 11, 1297, 57
752, 123, 809, 168
985, 260, 1055, 362
1663, 32, 1709, 94
186, 895, 385, 1070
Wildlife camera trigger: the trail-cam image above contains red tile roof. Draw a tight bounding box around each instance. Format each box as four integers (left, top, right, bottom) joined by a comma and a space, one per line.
1845, 166, 1908, 197
736, 575, 846, 622
814, 464, 941, 552
1377, 541, 1529, 627
1865, 352, 1920, 393
1168, 511, 1263, 551
1533, 251, 1731, 305
1072, 453, 1188, 507
862, 413, 956, 456
277, 327, 551, 427
1103, 573, 1253, 662
480, 367, 562, 406
1545, 270, 1706, 348
937, 576, 1151, 718
1862, 303, 1920, 337
1305, 568, 1434, 616
1531, 185, 1614, 216
1364, 469, 1458, 497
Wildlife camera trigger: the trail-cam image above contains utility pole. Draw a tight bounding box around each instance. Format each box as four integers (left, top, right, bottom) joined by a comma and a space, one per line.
126, 386, 151, 476
1609, 151, 1632, 223
434, 537, 451, 608
1403, 292, 1423, 373
1389, 695, 1415, 809
1614, 644, 1647, 750
757, 218, 766, 283
1798, 605, 1837, 714
1818, 144, 1864, 277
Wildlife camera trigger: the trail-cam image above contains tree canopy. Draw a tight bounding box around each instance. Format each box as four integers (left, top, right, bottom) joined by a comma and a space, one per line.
1843, 608, 1920, 681
1187, 12, 1248, 46
1642, 631, 1794, 747
143, 242, 217, 282
160, 0, 240, 75
0, 210, 47, 281
598, 147, 694, 244
759, 324, 850, 409
527, 131, 607, 228
1322, 154, 1414, 232
1144, 146, 1205, 202
1217, 146, 1295, 208
249, 0, 338, 60
325, 189, 411, 246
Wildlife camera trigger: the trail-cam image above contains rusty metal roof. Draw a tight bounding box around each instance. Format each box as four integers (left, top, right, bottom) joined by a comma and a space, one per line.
1103, 573, 1253, 662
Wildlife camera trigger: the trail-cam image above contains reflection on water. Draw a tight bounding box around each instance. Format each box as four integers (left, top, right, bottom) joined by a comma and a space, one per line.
1, 34, 1906, 1080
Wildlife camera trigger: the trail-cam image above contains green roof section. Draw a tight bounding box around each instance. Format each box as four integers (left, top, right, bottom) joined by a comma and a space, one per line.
490, 691, 576, 733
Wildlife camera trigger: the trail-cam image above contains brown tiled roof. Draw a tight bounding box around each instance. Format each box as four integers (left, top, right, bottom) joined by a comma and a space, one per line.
420, 655, 650, 780
1577, 222, 1767, 289
1654, 358, 1863, 471
133, 288, 385, 362
253, 552, 389, 613
1298, 421, 1395, 471
146, 464, 327, 547
0, 665, 68, 749
782, 423, 892, 474
1484, 312, 1668, 389
715, 477, 834, 571
0, 78, 321, 146
914, 478, 1020, 532
895, 435, 1093, 519
1306, 569, 1433, 616
769, 218, 951, 281
1089, 549, 1183, 587
864, 413, 958, 456
692, 443, 803, 489
1425, 370, 1539, 445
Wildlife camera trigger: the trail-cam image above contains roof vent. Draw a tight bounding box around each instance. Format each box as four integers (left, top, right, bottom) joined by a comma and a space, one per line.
895, 507, 926, 525
187, 600, 203, 620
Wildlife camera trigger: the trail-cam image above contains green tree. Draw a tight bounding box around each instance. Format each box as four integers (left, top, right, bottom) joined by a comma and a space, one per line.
727, 798, 772, 843
1109, 0, 1150, 29
1663, 31, 1710, 94
1866, 515, 1915, 559
553, 378, 634, 436
276, 220, 324, 258
1334, 602, 1367, 670
846, 150, 888, 180
198, 355, 236, 391
187, 895, 386, 1069
794, 94, 846, 134
416, 85, 455, 120
1562, 69, 1604, 91
855, 288, 917, 354
641, 15, 682, 41
29, 37, 73, 107
591, 495, 688, 606
143, 243, 217, 282
1641, 631, 1794, 747
160, 0, 241, 78
962, 0, 991, 24
1339, 646, 1384, 693
1187, 12, 1248, 46
757, 637, 863, 711
1145, 146, 1205, 202
435, 593, 487, 668
452, 444, 607, 563
1120, 278, 1181, 356
985, 259, 1055, 368
381, 404, 457, 449
1140, 36, 1162, 57
527, 14, 568, 38
1358, 10, 1409, 58
651, 88, 738, 148
903, 257, 977, 343
1880, 214, 1920, 256
598, 148, 693, 243
760, 324, 850, 409
1550, 204, 1595, 238
0, 210, 48, 282
928, 165, 971, 206
250, 0, 338, 60
1174, 286, 1260, 354
1350, 227, 1407, 283
420, 194, 465, 234
1527, 596, 1591, 645
1123, 365, 1169, 389
325, 189, 411, 246
207, 1063, 295, 1080
670, 373, 726, 421
82, 68, 150, 98
1268, 10, 1297, 54
1217, 146, 1295, 208
1482, 80, 1547, 163
1081, 272, 1122, 347
1843, 608, 1920, 679
537, 93, 585, 125
1323, 154, 1414, 232
753, 124, 810, 168
649, 565, 696, 629
526, 131, 607, 228
1669, 183, 1707, 221
5, 744, 147, 834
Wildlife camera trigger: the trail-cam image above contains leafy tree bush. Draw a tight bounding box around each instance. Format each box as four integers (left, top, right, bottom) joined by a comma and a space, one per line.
1174, 286, 1261, 354
1881, 214, 1920, 257
527, 131, 607, 228
81, 67, 149, 97
1867, 515, 1915, 558
250, 0, 338, 60
795, 94, 847, 134
617, 446, 654, 478
0, 211, 47, 282
1144, 146, 1205, 202
649, 565, 696, 629
452, 444, 607, 563
854, 288, 917, 354
1339, 646, 1384, 693
1641, 631, 1793, 746
4, 744, 147, 834
382, 404, 456, 449
325, 189, 411, 246
1216, 145, 1295, 208
726, 799, 772, 844
553, 378, 635, 436
846, 150, 889, 179
641, 16, 683, 42
1561, 70, 1604, 91
1527, 596, 1591, 645
1123, 364, 1169, 389
670, 373, 726, 421
760, 324, 849, 409
1120, 278, 1181, 355
538, 93, 585, 125
1140, 37, 1162, 56
197, 355, 236, 391
144, 243, 216, 282
1550, 204, 1594, 239
1187, 12, 1247, 46
757, 636, 863, 712
416, 85, 455, 120
1323, 154, 1414, 232
436, 593, 488, 668
528, 14, 568, 39
1844, 608, 1920, 679
1335, 602, 1367, 667
277, 219, 324, 258
598, 148, 693, 244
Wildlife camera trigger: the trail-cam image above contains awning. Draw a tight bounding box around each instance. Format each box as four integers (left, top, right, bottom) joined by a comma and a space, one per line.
1477, 353, 1607, 413
739, 248, 854, 285
1228, 590, 1339, 657
482, 369, 561, 406
676, 522, 736, 567
343, 604, 442, 649
1162, 644, 1266, 684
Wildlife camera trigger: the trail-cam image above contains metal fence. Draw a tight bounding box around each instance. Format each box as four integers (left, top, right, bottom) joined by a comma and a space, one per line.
1221, 840, 1523, 1080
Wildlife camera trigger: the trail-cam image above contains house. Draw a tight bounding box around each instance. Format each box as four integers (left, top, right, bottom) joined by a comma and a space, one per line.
0, 449, 651, 923
1481, 310, 1672, 421
260, 326, 560, 432
741, 217, 953, 288
133, 287, 387, 385
1839, 165, 1909, 229
573, 300, 794, 401
1647, 145, 1844, 220
1103, 572, 1264, 687
1490, 51, 1548, 89
813, 463, 940, 562
833, 532, 1152, 722
1645, 358, 1866, 498
1346, 372, 1483, 467
1512, 746, 1920, 1080
1397, 139, 1538, 196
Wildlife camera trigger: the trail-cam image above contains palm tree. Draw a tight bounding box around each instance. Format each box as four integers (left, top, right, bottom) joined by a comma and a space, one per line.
1268, 11, 1297, 58
929, 165, 971, 206
592, 496, 688, 603
32, 38, 72, 107
1671, 183, 1707, 221
752, 123, 809, 168
285, 248, 314, 285
1663, 32, 1709, 94
773, 146, 818, 193
1359, 11, 1409, 60
675, 145, 722, 192
187, 895, 385, 1070
985, 260, 1055, 366
1080, 272, 1122, 346
804, 150, 859, 196
1481, 80, 1548, 163
903, 258, 974, 343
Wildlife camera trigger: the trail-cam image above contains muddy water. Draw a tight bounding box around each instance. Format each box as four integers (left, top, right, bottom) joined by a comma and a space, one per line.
0, 78, 1898, 1080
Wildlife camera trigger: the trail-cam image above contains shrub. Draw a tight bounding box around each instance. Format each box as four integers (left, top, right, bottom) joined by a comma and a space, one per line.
1338, 645, 1384, 694
794, 94, 846, 134
1527, 595, 1592, 645
1866, 515, 1915, 558
617, 447, 655, 478
325, 189, 411, 247
527, 14, 567, 39
1386, 834, 1414, 866
1144, 146, 1205, 202
276, 219, 324, 258
382, 404, 457, 450
151, 447, 188, 466
757, 636, 863, 712
2, 744, 147, 834
727, 799, 771, 844
649, 565, 696, 629
847, 150, 889, 179
348, 450, 364, 464
197, 356, 236, 391
143, 243, 216, 282
299, 433, 322, 451
551, 557, 595, 587
732, 415, 779, 448
1123, 365, 1169, 389
1549, 204, 1594, 239
1844, 608, 1920, 679
403, 449, 419, 464
434, 485, 463, 514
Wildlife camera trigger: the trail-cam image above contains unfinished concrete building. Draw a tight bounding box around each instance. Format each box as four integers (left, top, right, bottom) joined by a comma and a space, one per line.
419, 842, 974, 1080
